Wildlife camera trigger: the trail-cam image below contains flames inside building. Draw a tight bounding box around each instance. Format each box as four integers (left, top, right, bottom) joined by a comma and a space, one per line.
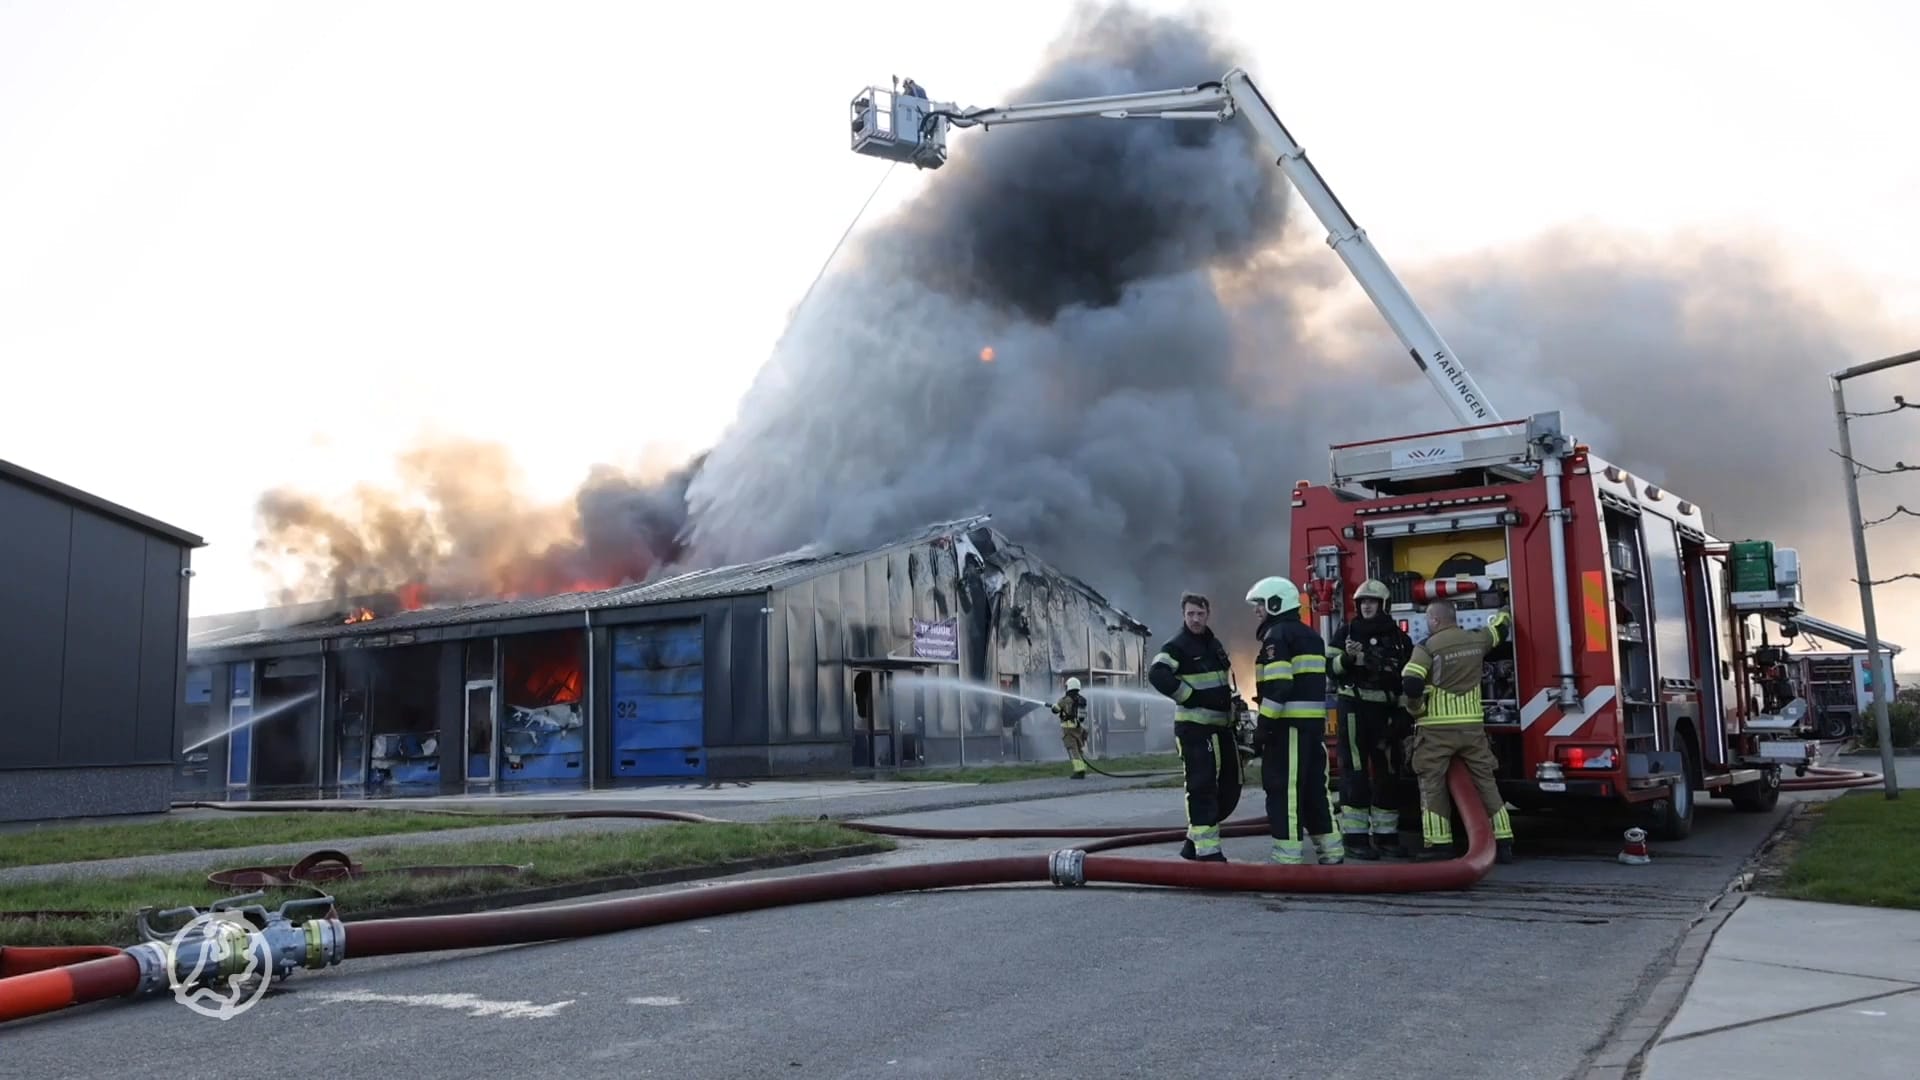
181, 518, 1160, 800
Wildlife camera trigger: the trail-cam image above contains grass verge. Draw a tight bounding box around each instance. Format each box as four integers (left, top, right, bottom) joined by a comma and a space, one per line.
0, 821, 888, 948
1775, 792, 1920, 910
898, 753, 1183, 784
0, 811, 546, 870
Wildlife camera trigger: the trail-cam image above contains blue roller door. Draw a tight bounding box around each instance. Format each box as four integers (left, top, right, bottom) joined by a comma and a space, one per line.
611, 620, 707, 778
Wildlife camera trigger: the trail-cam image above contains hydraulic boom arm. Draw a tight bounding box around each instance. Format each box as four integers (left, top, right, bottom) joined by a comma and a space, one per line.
850, 69, 1500, 425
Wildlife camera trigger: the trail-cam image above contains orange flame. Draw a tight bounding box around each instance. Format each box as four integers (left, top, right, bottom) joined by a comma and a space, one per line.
343, 607, 375, 624
979, 345, 996, 363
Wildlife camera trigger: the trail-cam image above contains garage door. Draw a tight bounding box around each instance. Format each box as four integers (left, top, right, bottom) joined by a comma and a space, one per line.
611, 620, 707, 778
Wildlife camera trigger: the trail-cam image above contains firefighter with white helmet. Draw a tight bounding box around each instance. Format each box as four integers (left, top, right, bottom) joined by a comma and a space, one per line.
1246, 575, 1344, 865
1328, 578, 1415, 858
1049, 676, 1090, 779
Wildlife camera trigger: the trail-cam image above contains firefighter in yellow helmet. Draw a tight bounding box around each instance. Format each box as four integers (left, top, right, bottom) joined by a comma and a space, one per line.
1328, 578, 1415, 859
1050, 677, 1089, 779
1400, 598, 1516, 863
1246, 575, 1343, 865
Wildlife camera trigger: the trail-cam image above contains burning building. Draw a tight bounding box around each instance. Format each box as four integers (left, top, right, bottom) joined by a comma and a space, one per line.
182, 517, 1155, 800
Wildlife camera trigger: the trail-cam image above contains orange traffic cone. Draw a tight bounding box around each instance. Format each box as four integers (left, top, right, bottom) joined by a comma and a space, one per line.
1618, 827, 1651, 865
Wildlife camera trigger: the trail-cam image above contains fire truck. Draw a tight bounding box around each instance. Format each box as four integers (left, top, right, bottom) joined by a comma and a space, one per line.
1291, 417, 1812, 840
847, 64, 1819, 837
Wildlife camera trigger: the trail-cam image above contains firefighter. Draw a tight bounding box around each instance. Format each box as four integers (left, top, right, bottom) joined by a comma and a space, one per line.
1328, 578, 1414, 859
1049, 677, 1090, 779
1148, 592, 1240, 862
1246, 576, 1343, 865
1400, 598, 1516, 864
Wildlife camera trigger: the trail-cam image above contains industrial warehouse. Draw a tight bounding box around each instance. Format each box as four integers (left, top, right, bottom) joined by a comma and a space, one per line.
181, 517, 1157, 801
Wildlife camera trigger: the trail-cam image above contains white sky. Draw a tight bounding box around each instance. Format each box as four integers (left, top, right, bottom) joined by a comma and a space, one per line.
3, 0, 1917, 656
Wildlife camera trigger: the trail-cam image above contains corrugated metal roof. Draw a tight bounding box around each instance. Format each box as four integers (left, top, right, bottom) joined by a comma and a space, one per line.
189, 516, 998, 654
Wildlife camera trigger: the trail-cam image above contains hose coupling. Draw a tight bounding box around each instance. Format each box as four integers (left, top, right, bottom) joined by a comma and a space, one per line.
1048, 849, 1087, 887
125, 892, 347, 1000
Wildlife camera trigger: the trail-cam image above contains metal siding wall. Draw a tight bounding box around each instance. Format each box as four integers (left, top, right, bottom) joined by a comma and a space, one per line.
766, 591, 789, 741
135, 537, 184, 762
59, 512, 146, 765
704, 605, 732, 746
865, 556, 890, 656
814, 571, 845, 738
0, 483, 69, 768
785, 580, 817, 739
728, 596, 767, 747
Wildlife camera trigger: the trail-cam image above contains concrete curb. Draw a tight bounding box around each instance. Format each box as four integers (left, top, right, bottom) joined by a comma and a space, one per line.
338, 841, 894, 921
1580, 803, 1805, 1079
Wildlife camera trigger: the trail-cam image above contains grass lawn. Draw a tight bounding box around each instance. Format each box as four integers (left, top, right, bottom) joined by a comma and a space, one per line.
0, 821, 887, 948
899, 753, 1183, 784
0, 811, 549, 870
1776, 792, 1920, 910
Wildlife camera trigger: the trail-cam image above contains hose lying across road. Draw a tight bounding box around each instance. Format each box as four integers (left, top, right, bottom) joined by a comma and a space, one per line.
0, 761, 1498, 1026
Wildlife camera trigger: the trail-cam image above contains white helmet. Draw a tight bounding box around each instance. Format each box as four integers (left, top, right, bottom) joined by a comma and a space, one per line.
1065, 677, 1082, 692
1246, 576, 1302, 617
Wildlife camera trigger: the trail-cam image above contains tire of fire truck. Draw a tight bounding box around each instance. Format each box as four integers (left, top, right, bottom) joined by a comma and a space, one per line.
1645, 733, 1699, 842
1727, 765, 1782, 812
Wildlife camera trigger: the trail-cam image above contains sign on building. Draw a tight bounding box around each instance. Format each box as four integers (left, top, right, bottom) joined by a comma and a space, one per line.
912, 618, 959, 661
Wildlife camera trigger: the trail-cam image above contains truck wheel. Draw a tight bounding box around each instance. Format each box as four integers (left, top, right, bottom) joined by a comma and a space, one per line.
1729, 766, 1781, 812
1647, 738, 1698, 842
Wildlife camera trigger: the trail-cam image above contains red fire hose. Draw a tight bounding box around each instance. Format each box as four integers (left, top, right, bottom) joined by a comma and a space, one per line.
0, 763, 1497, 1026
1781, 765, 1885, 791
0, 948, 141, 1024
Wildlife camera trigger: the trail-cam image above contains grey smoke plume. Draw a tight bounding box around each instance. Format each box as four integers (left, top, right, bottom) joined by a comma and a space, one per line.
682, 3, 1316, 638
252, 0, 1920, 657
681, 0, 1918, 648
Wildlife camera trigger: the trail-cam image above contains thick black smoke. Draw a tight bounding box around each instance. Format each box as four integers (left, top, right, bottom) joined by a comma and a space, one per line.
682, 3, 1316, 638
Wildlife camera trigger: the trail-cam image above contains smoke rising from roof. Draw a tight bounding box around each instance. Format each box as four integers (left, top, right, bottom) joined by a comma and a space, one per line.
253, 438, 699, 608
252, 0, 1917, 654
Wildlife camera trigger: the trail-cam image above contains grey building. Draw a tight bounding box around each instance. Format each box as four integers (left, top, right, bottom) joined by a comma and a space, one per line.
183, 517, 1158, 800
0, 458, 204, 823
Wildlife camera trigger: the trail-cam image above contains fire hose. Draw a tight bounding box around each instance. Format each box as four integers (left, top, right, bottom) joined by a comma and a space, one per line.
1781, 765, 1885, 791
0, 761, 1495, 1026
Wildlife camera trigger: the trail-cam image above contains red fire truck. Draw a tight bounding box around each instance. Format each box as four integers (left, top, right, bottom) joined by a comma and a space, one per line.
1293, 414, 1815, 839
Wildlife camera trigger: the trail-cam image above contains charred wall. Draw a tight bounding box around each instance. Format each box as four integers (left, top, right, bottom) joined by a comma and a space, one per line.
748, 524, 1149, 776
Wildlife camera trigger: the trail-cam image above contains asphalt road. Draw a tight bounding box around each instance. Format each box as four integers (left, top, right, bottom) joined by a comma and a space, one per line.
3, 781, 1808, 1080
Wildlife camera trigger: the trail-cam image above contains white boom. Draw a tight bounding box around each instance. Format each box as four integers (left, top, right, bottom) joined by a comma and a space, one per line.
850, 69, 1500, 426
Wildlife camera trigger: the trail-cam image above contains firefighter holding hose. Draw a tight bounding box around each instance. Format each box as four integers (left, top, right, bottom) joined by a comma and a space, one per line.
1246, 576, 1344, 865
1050, 678, 1090, 779
1149, 592, 1241, 862
1400, 599, 1516, 864
1328, 578, 1414, 859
